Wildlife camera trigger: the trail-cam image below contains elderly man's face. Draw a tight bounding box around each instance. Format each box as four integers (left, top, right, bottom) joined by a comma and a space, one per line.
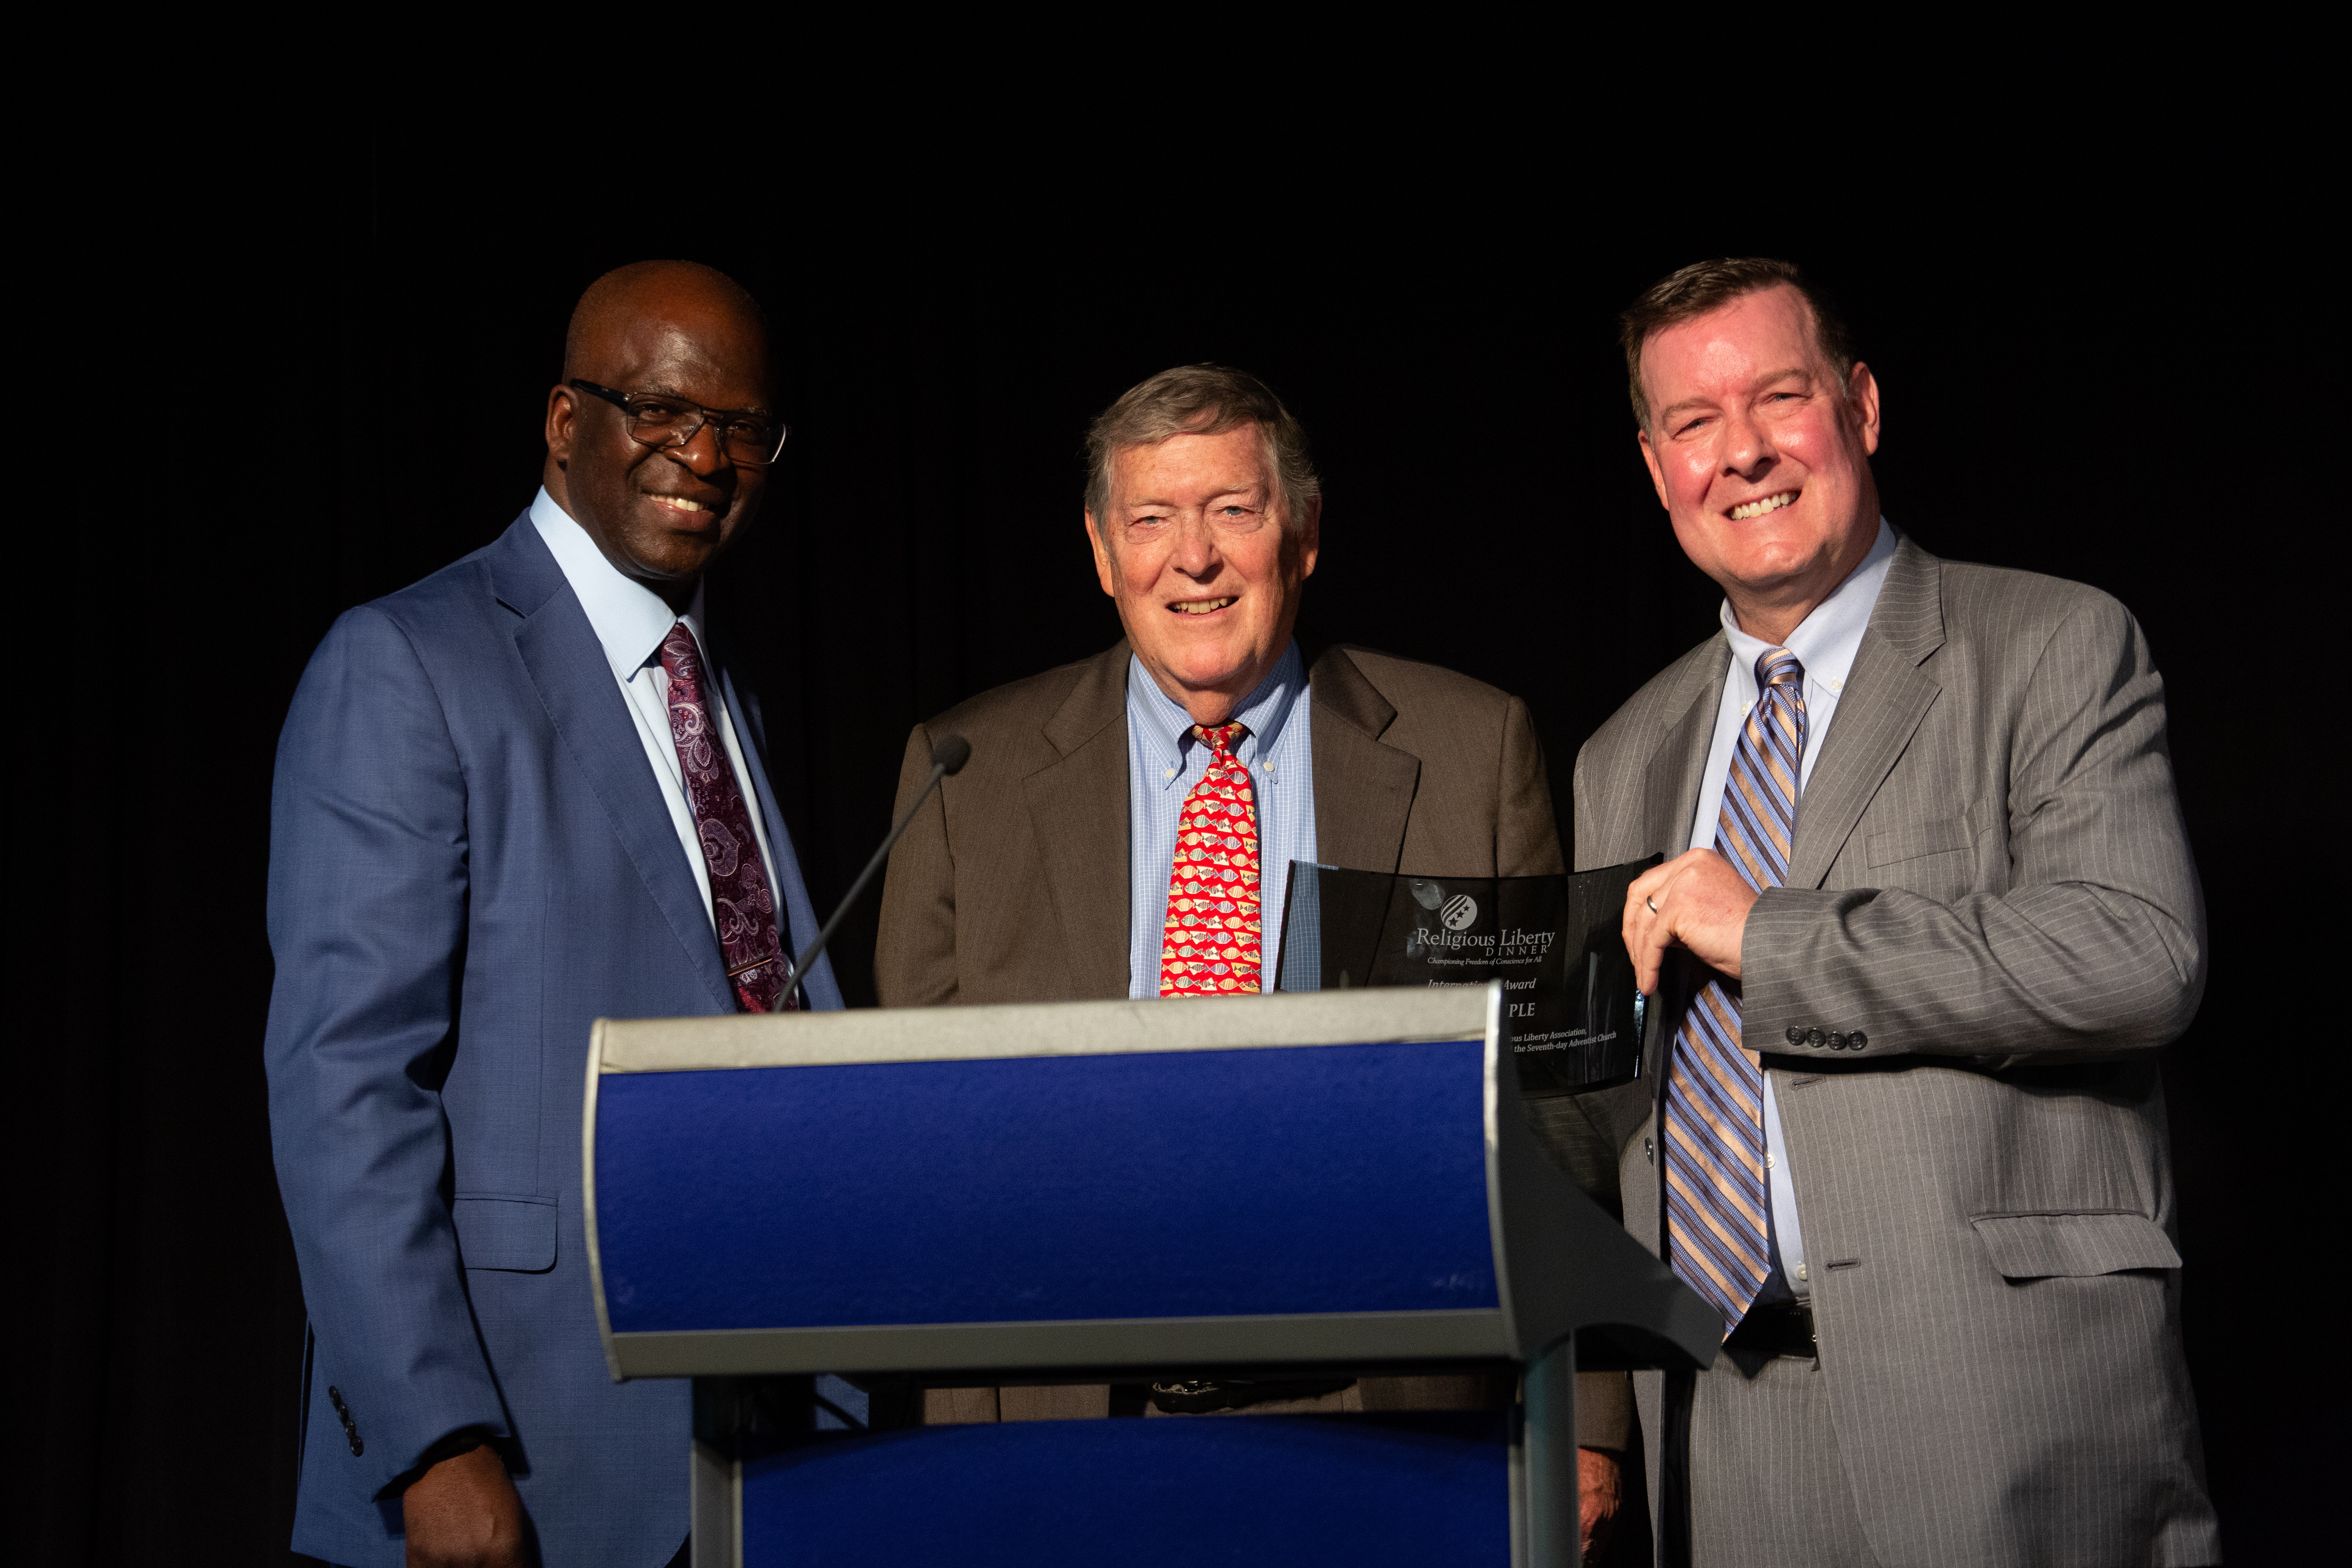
1086, 425, 1320, 724
547, 289, 770, 597
1637, 285, 1881, 621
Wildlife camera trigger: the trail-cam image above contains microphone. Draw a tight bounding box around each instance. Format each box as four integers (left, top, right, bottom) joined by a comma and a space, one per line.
780, 733, 972, 1008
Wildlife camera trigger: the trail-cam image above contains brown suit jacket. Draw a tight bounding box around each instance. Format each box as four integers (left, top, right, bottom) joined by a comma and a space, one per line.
876, 640, 1563, 1005
873, 640, 1632, 1445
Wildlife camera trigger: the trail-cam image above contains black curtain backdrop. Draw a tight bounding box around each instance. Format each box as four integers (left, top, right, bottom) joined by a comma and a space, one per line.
16, 131, 2323, 1562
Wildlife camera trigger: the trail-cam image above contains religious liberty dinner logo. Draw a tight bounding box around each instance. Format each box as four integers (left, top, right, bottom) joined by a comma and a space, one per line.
1404, 880, 1499, 958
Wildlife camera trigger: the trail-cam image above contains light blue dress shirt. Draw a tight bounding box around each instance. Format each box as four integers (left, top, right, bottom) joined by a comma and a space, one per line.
528, 486, 782, 931
1689, 518, 1898, 1304
1125, 643, 1317, 999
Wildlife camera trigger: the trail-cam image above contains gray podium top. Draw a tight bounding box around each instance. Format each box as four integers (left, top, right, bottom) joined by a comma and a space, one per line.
586, 984, 1716, 1383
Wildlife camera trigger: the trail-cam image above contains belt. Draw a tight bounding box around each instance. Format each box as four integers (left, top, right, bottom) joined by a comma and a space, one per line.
1724, 1301, 1816, 1361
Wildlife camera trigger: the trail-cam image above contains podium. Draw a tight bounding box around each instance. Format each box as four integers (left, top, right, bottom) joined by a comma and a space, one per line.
584, 983, 1717, 1566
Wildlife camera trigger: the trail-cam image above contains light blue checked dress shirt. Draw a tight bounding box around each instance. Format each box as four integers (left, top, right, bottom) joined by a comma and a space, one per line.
1125, 643, 1317, 999
1691, 518, 1898, 1304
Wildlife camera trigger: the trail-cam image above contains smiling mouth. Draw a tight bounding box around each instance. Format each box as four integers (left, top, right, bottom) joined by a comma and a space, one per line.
648, 493, 715, 515
1729, 490, 1799, 521
1169, 596, 1236, 616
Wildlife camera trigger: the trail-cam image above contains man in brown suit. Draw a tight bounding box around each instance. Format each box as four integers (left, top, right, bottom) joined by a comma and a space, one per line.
874, 363, 1632, 1554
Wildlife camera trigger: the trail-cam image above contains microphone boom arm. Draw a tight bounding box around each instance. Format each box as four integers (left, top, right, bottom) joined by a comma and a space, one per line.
780, 733, 969, 1009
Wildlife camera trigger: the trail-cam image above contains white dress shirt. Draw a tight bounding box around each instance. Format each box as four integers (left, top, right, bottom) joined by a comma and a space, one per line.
1690, 518, 1899, 1304
529, 487, 781, 931
1125, 644, 1317, 999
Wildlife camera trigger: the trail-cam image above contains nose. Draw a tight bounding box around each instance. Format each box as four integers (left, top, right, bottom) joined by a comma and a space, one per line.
1167, 513, 1224, 579
1721, 406, 1778, 479
664, 416, 731, 477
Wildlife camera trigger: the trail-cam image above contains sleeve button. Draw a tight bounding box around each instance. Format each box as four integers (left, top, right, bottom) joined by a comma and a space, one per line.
1785, 1026, 1805, 1046
1849, 1031, 1867, 1051
1806, 1028, 1826, 1047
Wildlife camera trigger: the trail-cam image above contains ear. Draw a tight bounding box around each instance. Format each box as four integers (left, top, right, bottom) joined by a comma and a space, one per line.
1635, 426, 1670, 510
1084, 512, 1118, 597
1846, 361, 1882, 457
546, 383, 580, 469
1294, 493, 1322, 580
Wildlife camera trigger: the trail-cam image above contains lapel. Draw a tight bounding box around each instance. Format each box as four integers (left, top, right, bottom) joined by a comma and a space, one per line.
713, 653, 840, 1010
1642, 638, 1731, 863
1307, 648, 1421, 874
1022, 642, 1134, 999
1783, 540, 1946, 891
489, 518, 735, 1014
1638, 640, 1729, 1092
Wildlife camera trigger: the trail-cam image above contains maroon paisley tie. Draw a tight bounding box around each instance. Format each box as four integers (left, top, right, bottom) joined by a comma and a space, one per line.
657, 624, 794, 1012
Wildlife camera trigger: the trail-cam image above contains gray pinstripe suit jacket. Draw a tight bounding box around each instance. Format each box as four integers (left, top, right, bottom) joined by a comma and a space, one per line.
1559, 538, 2221, 1564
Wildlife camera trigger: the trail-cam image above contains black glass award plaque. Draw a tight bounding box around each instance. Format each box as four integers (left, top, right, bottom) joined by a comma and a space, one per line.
1274, 856, 1660, 1096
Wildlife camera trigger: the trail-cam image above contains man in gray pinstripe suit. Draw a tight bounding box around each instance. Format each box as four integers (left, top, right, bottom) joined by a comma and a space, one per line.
1554, 259, 2219, 1565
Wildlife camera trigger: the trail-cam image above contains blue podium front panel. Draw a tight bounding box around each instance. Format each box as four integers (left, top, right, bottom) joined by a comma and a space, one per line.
737, 1414, 1510, 1567
596, 1038, 1495, 1334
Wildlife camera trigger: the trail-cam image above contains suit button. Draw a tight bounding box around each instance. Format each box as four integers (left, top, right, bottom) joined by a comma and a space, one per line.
1849, 1031, 1867, 1051
1644, 1136, 1655, 1164
1828, 1032, 1848, 1050
1786, 1026, 1805, 1046
1806, 1028, 1826, 1047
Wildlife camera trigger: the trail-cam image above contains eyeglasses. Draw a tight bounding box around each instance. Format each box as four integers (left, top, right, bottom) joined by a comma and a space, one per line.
569, 380, 787, 466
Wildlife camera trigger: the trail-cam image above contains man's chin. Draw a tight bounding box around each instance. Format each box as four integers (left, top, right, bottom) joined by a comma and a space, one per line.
1152, 646, 1273, 704
622, 534, 728, 582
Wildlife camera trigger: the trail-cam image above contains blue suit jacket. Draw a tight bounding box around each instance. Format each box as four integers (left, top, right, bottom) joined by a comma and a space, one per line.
265, 515, 840, 1566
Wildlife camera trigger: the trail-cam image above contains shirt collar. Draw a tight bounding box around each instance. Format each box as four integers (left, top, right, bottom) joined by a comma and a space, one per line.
1719, 517, 1899, 693
530, 486, 708, 680
1127, 641, 1307, 780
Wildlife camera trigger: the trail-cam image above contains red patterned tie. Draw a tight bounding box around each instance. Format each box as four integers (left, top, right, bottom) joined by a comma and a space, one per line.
1158, 722, 1263, 998
658, 624, 795, 1012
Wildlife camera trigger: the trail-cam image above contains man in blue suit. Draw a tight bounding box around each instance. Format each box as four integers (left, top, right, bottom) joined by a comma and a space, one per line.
266, 261, 841, 1566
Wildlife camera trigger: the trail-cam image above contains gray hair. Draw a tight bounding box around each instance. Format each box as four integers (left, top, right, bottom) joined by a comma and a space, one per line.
1083, 363, 1321, 532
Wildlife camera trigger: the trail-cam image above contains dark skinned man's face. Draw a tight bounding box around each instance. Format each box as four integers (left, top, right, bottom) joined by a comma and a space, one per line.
543, 285, 771, 610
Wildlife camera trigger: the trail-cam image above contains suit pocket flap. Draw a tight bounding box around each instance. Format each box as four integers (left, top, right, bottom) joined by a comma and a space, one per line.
1866, 816, 1971, 867
1971, 1212, 2180, 1278
452, 1196, 558, 1272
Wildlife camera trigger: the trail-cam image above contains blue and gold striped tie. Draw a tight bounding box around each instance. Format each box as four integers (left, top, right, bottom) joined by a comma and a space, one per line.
1665, 647, 1807, 1332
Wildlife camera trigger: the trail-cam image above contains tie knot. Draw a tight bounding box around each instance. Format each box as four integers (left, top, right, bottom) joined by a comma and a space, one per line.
1193, 721, 1246, 755
657, 621, 701, 679
1757, 648, 1804, 690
